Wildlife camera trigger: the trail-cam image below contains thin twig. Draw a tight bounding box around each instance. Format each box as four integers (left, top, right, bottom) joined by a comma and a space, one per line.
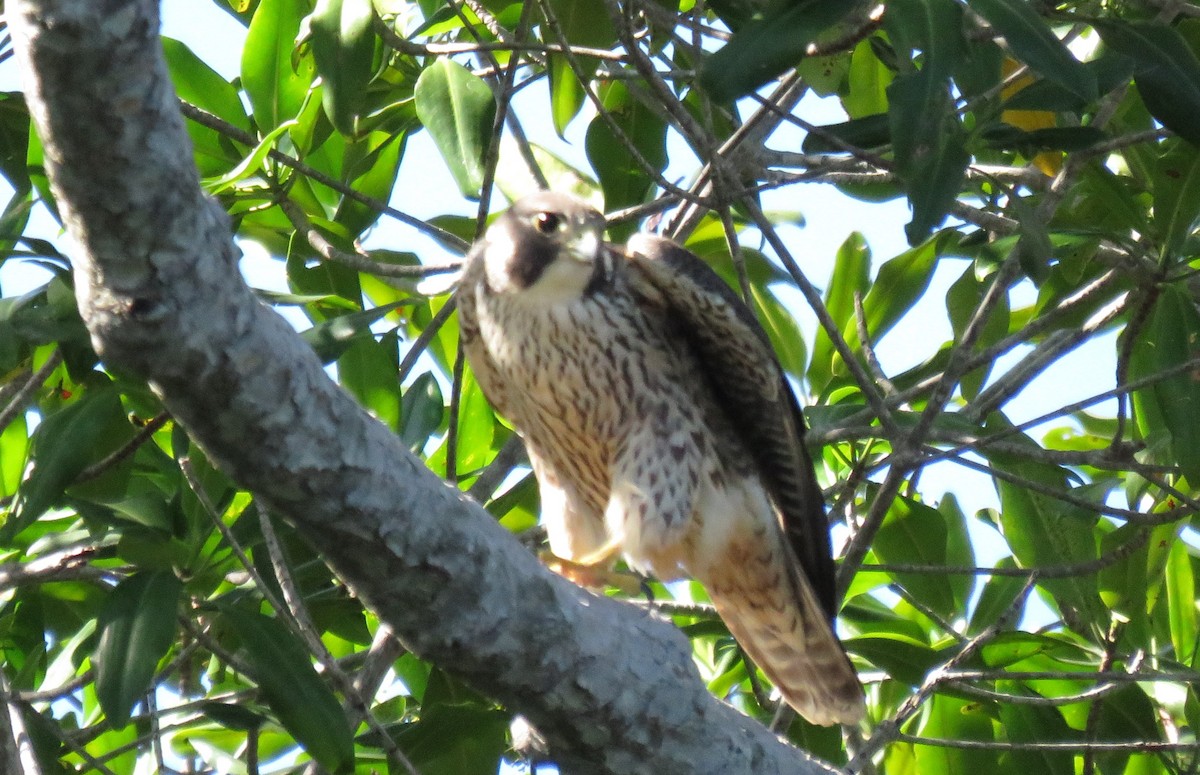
0, 349, 62, 433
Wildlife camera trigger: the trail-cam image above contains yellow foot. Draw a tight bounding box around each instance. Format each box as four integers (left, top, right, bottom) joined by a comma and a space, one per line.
540, 550, 645, 596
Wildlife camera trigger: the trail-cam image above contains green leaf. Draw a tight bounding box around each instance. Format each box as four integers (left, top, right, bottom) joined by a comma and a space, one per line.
810, 232, 870, 391
996, 685, 1075, 774
982, 417, 1107, 634
242, 0, 315, 131
966, 0, 1096, 101
339, 334, 401, 431
748, 283, 807, 378
1096, 523, 1153, 628
309, 0, 376, 136
1095, 20, 1200, 146
200, 701, 268, 731
1153, 141, 1200, 258
1130, 285, 1200, 483
699, 0, 855, 101
1166, 540, 1198, 667
548, 56, 587, 138
0, 411, 28, 498
542, 0, 613, 136
584, 82, 667, 217
393, 704, 509, 775
887, 71, 969, 242
221, 607, 354, 773
94, 571, 183, 727
8, 384, 130, 540
1001, 55, 1134, 112
1093, 684, 1162, 774
300, 301, 406, 362
400, 372, 445, 451
848, 234, 944, 356
946, 261, 1010, 398
797, 53, 851, 99
801, 114, 891, 155
335, 129, 408, 237
873, 493, 959, 619
980, 124, 1107, 154
202, 119, 297, 194
913, 695, 999, 773
415, 60, 497, 198
427, 369, 495, 479
844, 632, 944, 686
162, 38, 251, 134
843, 40, 893, 118
975, 632, 1061, 668
885, 0, 966, 84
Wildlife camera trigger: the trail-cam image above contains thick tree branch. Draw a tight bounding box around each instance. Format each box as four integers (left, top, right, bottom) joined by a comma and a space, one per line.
9, 1, 839, 772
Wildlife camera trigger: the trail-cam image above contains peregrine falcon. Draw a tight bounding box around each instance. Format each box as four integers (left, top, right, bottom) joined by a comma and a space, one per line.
457, 191, 864, 725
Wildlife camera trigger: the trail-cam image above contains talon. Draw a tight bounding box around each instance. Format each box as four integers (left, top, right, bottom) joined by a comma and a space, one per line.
638, 577, 656, 604
539, 549, 645, 595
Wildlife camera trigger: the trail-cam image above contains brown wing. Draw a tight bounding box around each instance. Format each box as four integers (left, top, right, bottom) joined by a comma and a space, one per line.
623, 234, 838, 621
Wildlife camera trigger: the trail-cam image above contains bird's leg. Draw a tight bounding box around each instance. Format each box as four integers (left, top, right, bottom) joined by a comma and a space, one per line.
539, 540, 644, 595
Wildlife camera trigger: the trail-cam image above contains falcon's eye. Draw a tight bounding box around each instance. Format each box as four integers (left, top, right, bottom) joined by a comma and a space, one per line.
533, 211, 562, 234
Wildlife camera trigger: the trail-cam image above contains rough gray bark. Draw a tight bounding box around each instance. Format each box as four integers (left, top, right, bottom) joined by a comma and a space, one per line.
9, 1, 843, 772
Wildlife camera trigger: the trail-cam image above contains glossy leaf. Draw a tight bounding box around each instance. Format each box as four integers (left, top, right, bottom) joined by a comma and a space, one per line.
1152, 141, 1200, 258
8, 384, 129, 539
843, 40, 893, 118
309, 0, 376, 136
393, 704, 509, 775
845, 632, 943, 686
887, 71, 969, 242
980, 124, 1106, 155
0, 411, 28, 498
982, 418, 1107, 634
1001, 55, 1134, 113
802, 114, 891, 155
967, 0, 1095, 101
221, 607, 354, 773
584, 82, 667, 218
162, 38, 250, 134
427, 368, 495, 479
242, 0, 314, 130
543, 0, 614, 136
415, 60, 497, 198
885, 0, 966, 83
810, 232, 870, 390
699, 0, 854, 101
94, 571, 183, 726
1093, 685, 1162, 774
1129, 285, 1200, 484
996, 685, 1075, 774
202, 119, 297, 194
873, 493, 959, 619
913, 695, 999, 772
339, 334, 401, 431
336, 130, 408, 238
1095, 20, 1200, 146
300, 301, 406, 362
946, 261, 1010, 399
847, 234, 944, 357
401, 372, 446, 451
548, 56, 587, 138
1165, 539, 1197, 667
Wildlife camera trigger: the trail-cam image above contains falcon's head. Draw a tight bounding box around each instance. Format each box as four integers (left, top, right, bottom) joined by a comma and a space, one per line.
474, 192, 613, 302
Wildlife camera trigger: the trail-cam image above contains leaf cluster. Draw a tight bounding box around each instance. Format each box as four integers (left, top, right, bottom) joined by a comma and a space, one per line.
3, 0, 1200, 773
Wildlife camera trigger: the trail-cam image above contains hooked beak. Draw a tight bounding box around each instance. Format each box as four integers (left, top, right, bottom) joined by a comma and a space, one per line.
565, 224, 602, 264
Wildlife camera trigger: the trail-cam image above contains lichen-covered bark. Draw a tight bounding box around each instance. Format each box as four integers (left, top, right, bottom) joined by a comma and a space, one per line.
9, 1, 840, 772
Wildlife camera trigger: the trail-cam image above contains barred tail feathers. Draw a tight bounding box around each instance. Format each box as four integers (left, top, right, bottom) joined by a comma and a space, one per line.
702, 530, 864, 726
